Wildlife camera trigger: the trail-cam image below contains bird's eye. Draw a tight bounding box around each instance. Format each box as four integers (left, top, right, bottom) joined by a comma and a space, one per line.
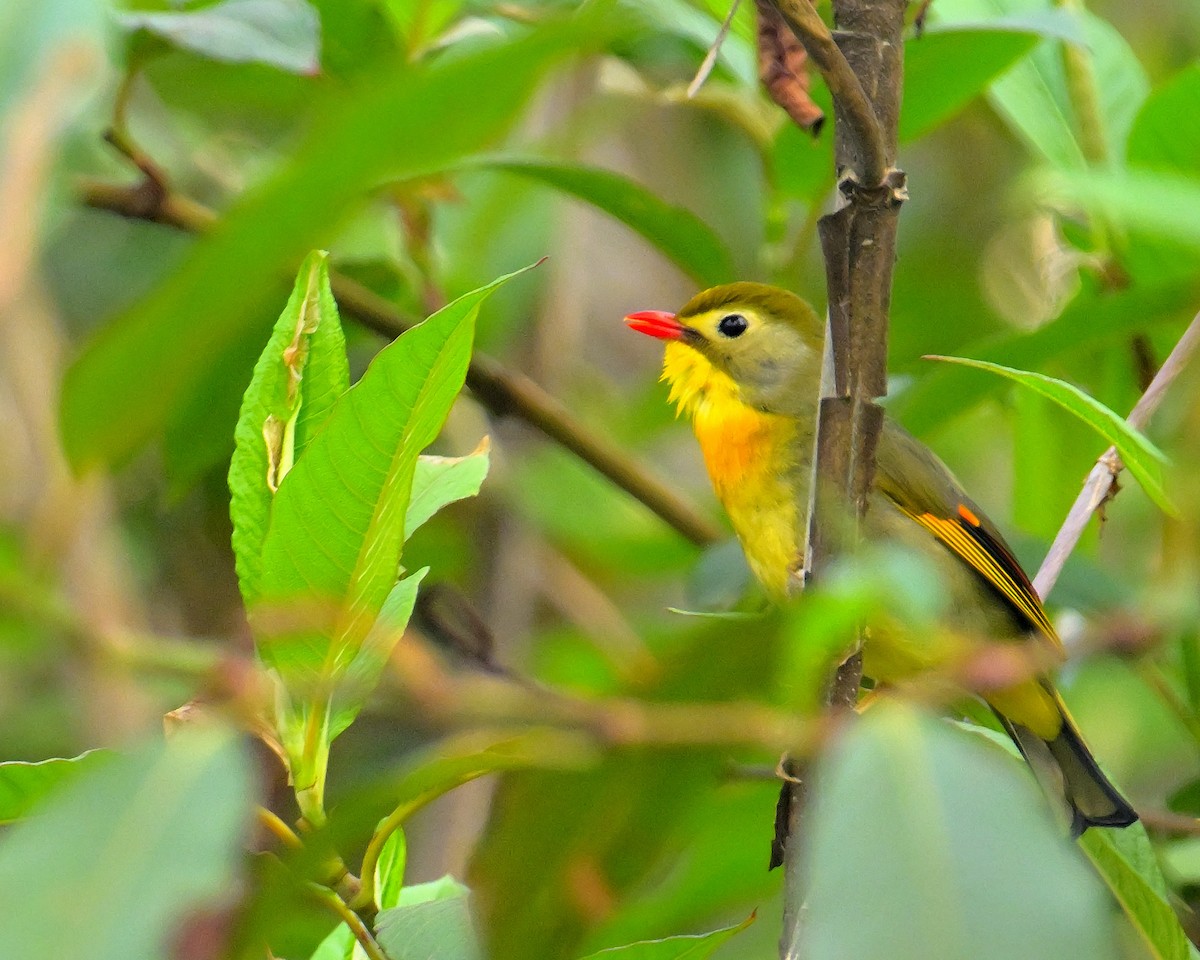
717, 313, 748, 338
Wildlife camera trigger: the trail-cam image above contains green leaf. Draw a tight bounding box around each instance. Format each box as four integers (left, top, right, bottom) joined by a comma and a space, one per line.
1128, 63, 1200, 175
0, 729, 252, 960
1081, 826, 1191, 960
115, 0, 322, 74
229, 250, 349, 608
926, 354, 1175, 514
257, 268, 528, 778
256, 268, 527, 679
472, 158, 734, 286
900, 24, 1040, 143
310, 923, 357, 960
374, 827, 408, 911
1036, 167, 1200, 254
930, 0, 1147, 167
375, 878, 482, 960
368, 729, 596, 821
60, 21, 587, 469
407, 441, 491, 540
793, 703, 1117, 960
0, 750, 112, 823
577, 915, 754, 959
329, 567, 428, 741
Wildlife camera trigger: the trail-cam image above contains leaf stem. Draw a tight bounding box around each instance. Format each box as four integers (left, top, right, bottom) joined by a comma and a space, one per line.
308, 882, 390, 960
256, 806, 303, 850
1034, 309, 1200, 599
766, 0, 890, 187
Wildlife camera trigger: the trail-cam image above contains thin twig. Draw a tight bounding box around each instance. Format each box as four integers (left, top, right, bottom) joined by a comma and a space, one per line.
256, 806, 304, 850
307, 882, 390, 960
1138, 807, 1200, 836
77, 178, 722, 547
688, 0, 743, 98
1033, 310, 1200, 599
766, 0, 889, 187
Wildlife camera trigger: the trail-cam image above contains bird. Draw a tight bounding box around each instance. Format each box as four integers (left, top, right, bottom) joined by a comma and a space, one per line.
625, 281, 1138, 855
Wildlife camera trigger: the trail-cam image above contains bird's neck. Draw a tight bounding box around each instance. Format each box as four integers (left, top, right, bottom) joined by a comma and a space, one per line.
660, 343, 817, 426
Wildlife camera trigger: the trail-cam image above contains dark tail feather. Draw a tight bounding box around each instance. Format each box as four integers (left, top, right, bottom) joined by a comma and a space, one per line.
998, 693, 1138, 836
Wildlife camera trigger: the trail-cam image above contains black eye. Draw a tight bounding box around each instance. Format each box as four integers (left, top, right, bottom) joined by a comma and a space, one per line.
717, 313, 748, 338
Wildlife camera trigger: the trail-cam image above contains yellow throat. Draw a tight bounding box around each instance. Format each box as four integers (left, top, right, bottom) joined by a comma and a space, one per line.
662, 341, 811, 597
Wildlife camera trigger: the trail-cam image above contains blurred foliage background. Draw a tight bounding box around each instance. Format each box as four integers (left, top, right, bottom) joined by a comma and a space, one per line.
3, 0, 1200, 958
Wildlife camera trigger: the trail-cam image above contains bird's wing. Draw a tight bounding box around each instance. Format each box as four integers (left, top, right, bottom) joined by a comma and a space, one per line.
875, 420, 1062, 650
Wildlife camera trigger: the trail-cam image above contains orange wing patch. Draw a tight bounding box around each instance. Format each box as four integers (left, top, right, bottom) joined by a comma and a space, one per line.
905, 507, 1061, 650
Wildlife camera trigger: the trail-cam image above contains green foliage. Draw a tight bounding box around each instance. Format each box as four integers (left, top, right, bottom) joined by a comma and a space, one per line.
0, 729, 252, 960
576, 914, 754, 959
899, 23, 1042, 143
794, 704, 1117, 960
115, 0, 322, 73
60, 20, 588, 469
229, 249, 349, 606
8, 0, 1200, 958
0, 750, 112, 823
375, 877, 483, 960
472, 158, 735, 286
1082, 827, 1193, 960
928, 355, 1174, 513
242, 262, 526, 815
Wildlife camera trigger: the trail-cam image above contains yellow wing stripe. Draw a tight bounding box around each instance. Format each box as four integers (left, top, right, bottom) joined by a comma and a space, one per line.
905, 509, 1061, 648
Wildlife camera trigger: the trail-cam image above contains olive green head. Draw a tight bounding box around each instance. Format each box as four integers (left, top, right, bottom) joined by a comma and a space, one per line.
672, 282, 825, 414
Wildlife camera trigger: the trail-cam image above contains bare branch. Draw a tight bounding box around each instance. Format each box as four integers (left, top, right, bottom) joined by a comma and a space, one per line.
777, 0, 907, 955
766, 0, 890, 187
77, 178, 723, 548
1034, 309, 1200, 599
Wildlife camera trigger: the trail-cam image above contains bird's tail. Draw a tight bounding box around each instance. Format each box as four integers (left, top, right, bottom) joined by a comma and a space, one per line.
998, 688, 1138, 836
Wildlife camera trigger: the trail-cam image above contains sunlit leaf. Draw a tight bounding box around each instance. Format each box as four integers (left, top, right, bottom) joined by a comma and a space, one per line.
257, 269, 525, 675
229, 250, 349, 607
0, 750, 112, 823
794, 703, 1117, 960
407, 441, 491, 540
1081, 826, 1191, 960
577, 914, 754, 959
374, 828, 407, 912
926, 354, 1174, 514
930, 0, 1147, 166
472, 158, 735, 286
1037, 166, 1200, 254
256, 269, 528, 776
0, 729, 253, 960
115, 0, 322, 74
1128, 63, 1200, 175
375, 877, 482, 960
328, 567, 428, 741
901, 24, 1040, 142
61, 20, 590, 469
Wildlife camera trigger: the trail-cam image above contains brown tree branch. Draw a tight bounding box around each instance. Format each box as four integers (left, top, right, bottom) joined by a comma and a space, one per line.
766, 0, 891, 188
1033, 309, 1200, 599
77, 177, 722, 547
775, 1, 907, 956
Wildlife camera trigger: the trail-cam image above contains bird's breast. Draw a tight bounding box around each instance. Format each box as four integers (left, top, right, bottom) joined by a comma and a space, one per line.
691, 399, 806, 597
